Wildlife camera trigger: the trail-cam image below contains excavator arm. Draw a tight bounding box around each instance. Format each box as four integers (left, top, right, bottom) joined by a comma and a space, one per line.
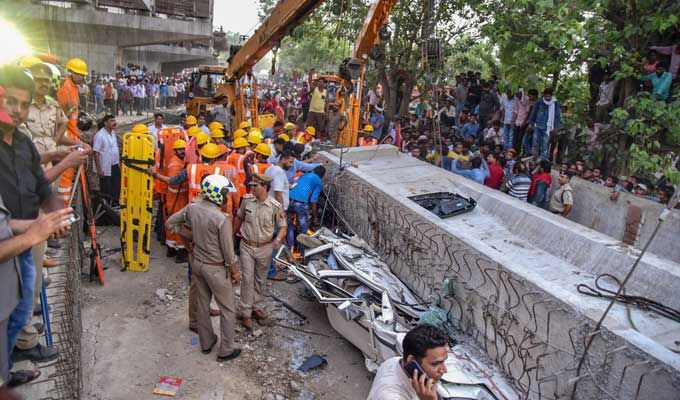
226, 0, 326, 128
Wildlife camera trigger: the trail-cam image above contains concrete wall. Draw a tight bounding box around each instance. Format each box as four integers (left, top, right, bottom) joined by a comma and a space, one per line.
319, 146, 680, 400
555, 175, 680, 264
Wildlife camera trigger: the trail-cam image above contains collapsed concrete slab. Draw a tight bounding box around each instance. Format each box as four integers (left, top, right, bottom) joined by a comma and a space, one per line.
319, 145, 680, 400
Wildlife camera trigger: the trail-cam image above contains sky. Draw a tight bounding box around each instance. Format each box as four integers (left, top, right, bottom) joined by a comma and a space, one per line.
213, 1, 260, 36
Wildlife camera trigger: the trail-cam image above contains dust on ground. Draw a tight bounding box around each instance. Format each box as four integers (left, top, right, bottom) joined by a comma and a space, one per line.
81, 226, 373, 400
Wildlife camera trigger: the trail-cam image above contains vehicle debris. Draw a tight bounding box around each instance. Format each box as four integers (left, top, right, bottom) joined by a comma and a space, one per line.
276, 227, 520, 399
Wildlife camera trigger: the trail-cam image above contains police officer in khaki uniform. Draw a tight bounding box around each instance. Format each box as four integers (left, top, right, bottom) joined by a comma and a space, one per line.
234, 173, 287, 330
184, 174, 241, 362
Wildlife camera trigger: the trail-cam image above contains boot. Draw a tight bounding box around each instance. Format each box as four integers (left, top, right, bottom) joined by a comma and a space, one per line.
174, 249, 188, 264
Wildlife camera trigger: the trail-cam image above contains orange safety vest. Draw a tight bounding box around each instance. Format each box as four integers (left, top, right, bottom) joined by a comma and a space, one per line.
55, 77, 82, 206
187, 163, 227, 202
164, 155, 189, 248
184, 136, 201, 164
359, 137, 378, 147
253, 162, 271, 174
226, 151, 243, 168
155, 128, 187, 194
56, 77, 80, 140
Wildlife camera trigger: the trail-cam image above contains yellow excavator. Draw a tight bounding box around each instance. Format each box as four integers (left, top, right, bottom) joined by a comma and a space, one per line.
185, 65, 228, 117
223, 0, 397, 146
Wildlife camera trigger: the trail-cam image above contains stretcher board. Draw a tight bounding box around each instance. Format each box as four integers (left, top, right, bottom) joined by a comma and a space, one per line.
120, 132, 155, 272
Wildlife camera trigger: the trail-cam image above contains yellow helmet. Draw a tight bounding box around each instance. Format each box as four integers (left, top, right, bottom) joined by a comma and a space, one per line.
65, 58, 88, 75
284, 122, 296, 131
363, 124, 374, 133
208, 121, 224, 131
132, 124, 150, 134
200, 143, 221, 159
278, 134, 290, 142
210, 129, 225, 139
172, 139, 187, 150
232, 137, 249, 149
233, 129, 247, 140
305, 126, 316, 136
254, 143, 272, 157
247, 131, 262, 145
195, 132, 209, 146
186, 126, 202, 137
19, 56, 42, 69
186, 115, 198, 126
239, 121, 251, 130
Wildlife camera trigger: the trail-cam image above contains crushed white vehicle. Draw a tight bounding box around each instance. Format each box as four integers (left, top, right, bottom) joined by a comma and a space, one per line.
275, 228, 519, 400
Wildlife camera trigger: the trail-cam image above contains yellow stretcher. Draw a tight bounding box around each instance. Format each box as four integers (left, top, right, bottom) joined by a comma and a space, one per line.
120, 131, 155, 272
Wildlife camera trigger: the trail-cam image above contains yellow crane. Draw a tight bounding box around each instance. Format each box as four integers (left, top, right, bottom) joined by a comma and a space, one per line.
224, 0, 397, 147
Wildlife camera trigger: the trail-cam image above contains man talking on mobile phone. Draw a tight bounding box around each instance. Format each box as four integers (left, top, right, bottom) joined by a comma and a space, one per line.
367, 324, 449, 400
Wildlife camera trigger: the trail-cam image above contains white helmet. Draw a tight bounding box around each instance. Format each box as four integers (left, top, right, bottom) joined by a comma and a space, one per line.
201, 174, 236, 205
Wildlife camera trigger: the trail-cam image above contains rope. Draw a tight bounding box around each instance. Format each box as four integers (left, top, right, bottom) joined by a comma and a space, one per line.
577, 273, 680, 324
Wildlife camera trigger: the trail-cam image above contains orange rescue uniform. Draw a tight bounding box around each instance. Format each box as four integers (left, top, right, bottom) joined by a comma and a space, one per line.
55, 77, 81, 205
164, 155, 188, 249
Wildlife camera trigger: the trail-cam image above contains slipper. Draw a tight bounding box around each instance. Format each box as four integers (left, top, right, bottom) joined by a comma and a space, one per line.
7, 369, 41, 388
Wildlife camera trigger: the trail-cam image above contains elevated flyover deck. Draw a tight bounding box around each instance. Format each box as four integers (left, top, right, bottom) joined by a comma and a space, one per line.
320, 145, 680, 400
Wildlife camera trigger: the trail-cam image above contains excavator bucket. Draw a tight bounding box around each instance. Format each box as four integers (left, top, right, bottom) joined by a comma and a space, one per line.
120, 131, 155, 272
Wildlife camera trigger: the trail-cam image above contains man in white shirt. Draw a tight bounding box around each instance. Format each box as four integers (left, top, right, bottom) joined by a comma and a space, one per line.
264, 150, 295, 211
368, 324, 449, 400
148, 112, 166, 147
93, 115, 120, 203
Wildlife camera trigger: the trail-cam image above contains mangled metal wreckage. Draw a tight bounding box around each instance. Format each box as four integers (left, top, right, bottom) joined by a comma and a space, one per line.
275, 228, 519, 400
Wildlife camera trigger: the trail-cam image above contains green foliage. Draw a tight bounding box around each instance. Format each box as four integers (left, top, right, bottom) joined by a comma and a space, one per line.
610, 94, 680, 184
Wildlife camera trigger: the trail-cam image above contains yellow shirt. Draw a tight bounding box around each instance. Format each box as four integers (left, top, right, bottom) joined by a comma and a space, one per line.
309, 87, 327, 113
449, 151, 470, 162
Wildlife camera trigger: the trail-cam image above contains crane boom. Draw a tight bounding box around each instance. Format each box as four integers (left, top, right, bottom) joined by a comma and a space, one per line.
226, 0, 324, 80
353, 0, 397, 60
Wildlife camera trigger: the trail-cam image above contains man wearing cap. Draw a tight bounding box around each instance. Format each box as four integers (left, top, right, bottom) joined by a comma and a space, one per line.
234, 173, 287, 330
184, 174, 241, 363
306, 70, 327, 135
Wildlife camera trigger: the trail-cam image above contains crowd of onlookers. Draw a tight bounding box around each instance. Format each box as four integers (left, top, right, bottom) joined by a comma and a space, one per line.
79, 63, 191, 117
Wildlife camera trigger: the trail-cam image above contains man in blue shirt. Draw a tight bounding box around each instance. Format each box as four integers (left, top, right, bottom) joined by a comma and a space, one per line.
641, 62, 673, 101
450, 157, 489, 184
460, 114, 480, 141
287, 166, 326, 248
369, 106, 385, 139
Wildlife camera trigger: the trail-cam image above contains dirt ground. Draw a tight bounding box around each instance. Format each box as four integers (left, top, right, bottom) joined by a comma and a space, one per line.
81, 226, 374, 400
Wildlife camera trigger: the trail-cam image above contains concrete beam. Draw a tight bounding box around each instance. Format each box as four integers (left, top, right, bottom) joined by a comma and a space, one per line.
320, 145, 680, 400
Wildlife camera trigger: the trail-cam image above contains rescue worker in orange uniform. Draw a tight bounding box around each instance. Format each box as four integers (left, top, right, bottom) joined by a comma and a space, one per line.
358, 124, 378, 147
55, 58, 90, 205
252, 143, 272, 174
226, 137, 252, 202
151, 140, 189, 262
295, 126, 316, 144
185, 128, 208, 164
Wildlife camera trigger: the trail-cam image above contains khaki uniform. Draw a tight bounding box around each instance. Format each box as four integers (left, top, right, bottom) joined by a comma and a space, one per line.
166, 204, 199, 328
185, 199, 238, 357
550, 183, 574, 214
237, 194, 286, 316
25, 97, 67, 158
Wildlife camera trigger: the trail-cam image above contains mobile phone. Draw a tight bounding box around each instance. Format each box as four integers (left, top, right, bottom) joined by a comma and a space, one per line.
404, 360, 429, 384
65, 212, 81, 224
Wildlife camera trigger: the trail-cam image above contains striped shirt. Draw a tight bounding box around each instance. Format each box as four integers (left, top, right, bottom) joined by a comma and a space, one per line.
506, 173, 532, 201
